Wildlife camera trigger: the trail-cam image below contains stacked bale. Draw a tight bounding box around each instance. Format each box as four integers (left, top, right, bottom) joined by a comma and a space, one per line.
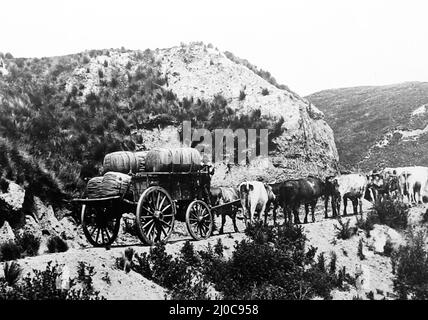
85, 148, 203, 199
85, 172, 131, 199
102, 151, 148, 174
145, 147, 202, 172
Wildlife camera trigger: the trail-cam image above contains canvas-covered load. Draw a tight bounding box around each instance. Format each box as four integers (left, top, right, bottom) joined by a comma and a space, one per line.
145, 147, 202, 172
85, 172, 132, 199
102, 151, 148, 174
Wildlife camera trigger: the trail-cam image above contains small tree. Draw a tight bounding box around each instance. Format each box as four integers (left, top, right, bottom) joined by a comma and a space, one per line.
392, 230, 428, 300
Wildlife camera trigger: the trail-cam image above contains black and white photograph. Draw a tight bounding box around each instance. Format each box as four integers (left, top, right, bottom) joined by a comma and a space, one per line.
1, 0, 428, 309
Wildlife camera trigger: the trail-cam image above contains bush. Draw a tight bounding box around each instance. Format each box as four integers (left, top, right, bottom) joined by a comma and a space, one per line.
357, 239, 365, 260
16, 232, 41, 257
334, 218, 356, 240
239, 90, 246, 101
0, 241, 22, 262
77, 261, 96, 291
370, 198, 408, 230
202, 222, 344, 299
0, 261, 104, 300
115, 248, 135, 273
355, 214, 376, 236
383, 239, 394, 257
46, 236, 68, 253
3, 261, 22, 286
261, 88, 269, 96
329, 252, 337, 274
124, 222, 351, 300
392, 230, 428, 299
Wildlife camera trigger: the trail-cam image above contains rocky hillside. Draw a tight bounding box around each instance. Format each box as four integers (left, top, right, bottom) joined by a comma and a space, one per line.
306, 82, 428, 170
0, 43, 337, 199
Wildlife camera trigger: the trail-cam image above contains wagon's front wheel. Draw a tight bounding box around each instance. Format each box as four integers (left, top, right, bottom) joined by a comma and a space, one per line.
81, 204, 121, 247
186, 200, 213, 240
136, 186, 176, 245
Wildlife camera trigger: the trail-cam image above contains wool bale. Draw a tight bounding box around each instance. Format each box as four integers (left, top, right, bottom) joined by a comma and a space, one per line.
145, 147, 202, 172
86, 176, 103, 198
85, 172, 131, 199
103, 151, 147, 174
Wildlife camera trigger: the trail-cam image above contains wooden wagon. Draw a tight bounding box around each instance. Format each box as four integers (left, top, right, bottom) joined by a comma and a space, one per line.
72, 166, 240, 247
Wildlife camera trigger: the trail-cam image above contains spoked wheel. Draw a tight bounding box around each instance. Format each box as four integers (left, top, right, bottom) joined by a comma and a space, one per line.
186, 200, 213, 240
136, 186, 176, 245
81, 203, 121, 247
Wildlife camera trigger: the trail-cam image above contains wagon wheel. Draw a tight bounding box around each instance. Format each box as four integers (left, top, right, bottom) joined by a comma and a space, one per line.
136, 186, 176, 245
186, 200, 213, 240
81, 204, 121, 247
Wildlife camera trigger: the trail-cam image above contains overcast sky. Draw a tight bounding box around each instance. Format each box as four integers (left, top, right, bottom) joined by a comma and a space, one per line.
1, 0, 428, 95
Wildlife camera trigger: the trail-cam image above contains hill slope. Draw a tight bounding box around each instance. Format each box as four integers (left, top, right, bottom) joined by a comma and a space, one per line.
0, 42, 338, 201
306, 82, 428, 170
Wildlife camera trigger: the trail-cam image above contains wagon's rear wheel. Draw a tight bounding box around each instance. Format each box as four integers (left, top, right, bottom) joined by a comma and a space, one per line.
136, 186, 176, 245
81, 204, 121, 247
186, 200, 213, 240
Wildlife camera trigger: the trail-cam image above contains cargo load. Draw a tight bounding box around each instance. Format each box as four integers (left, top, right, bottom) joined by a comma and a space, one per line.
145, 147, 202, 172
85, 172, 132, 199
102, 151, 148, 174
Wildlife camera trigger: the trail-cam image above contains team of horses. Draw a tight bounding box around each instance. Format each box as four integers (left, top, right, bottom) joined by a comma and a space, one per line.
210, 166, 428, 233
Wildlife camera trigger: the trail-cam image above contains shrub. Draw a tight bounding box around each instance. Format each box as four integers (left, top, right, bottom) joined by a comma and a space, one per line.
77, 261, 96, 291
392, 230, 428, 299
366, 291, 375, 300
261, 88, 269, 96
201, 222, 342, 299
125, 222, 351, 300
115, 248, 135, 273
102, 272, 111, 285
334, 218, 356, 240
16, 232, 41, 257
370, 198, 408, 230
180, 241, 200, 265
131, 243, 209, 300
213, 239, 224, 257
3, 261, 22, 286
357, 238, 365, 260
383, 239, 394, 257
0, 261, 104, 300
355, 214, 376, 236
239, 90, 246, 101
329, 251, 337, 275
0, 241, 22, 262
46, 236, 68, 253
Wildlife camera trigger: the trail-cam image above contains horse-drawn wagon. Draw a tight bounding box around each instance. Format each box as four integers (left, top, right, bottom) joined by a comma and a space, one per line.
72, 148, 240, 247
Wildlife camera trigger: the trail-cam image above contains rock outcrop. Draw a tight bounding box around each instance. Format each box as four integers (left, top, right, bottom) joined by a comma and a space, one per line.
0, 181, 25, 213
155, 44, 338, 182
0, 221, 15, 243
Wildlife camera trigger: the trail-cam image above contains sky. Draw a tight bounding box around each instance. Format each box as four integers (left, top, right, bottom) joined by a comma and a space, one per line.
1, 0, 428, 95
